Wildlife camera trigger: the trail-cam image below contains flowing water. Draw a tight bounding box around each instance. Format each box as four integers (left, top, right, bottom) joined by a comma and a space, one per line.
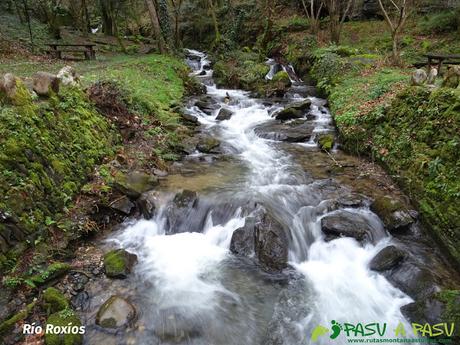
83, 50, 418, 345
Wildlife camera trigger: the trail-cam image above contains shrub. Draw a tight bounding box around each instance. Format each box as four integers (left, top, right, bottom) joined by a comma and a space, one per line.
419, 11, 459, 34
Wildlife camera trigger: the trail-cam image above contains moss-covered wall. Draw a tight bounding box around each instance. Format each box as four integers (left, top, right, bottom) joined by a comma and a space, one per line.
0, 85, 118, 264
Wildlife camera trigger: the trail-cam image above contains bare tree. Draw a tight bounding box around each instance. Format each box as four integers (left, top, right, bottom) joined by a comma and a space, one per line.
145, 0, 166, 53
170, 0, 183, 47
323, 0, 354, 44
300, 0, 323, 35
377, 0, 412, 65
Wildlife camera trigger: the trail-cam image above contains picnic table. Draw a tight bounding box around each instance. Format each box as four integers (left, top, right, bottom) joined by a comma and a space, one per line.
424, 53, 460, 73
46, 43, 96, 60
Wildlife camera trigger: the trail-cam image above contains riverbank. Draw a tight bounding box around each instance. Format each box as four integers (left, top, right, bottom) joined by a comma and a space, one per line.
0, 53, 203, 340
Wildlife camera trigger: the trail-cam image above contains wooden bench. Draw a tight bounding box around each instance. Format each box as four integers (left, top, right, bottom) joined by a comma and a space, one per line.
46, 43, 96, 60
424, 53, 460, 74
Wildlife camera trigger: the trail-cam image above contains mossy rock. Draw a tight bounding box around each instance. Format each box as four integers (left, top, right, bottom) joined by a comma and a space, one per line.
104, 249, 137, 279
43, 287, 69, 313
95, 295, 136, 329
271, 71, 291, 84
112, 171, 158, 199
45, 309, 83, 345
370, 196, 415, 232
29, 263, 71, 286
318, 134, 335, 151
196, 136, 220, 153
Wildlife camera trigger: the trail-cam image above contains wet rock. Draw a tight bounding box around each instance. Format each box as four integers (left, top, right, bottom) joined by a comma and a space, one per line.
411, 69, 427, 86
195, 96, 219, 115
275, 99, 312, 121
57, 66, 79, 86
216, 107, 234, 121
43, 287, 69, 313
255, 213, 288, 272
263, 275, 312, 345
321, 210, 377, 243
32, 72, 60, 96
180, 111, 199, 124
196, 135, 220, 153
385, 262, 438, 299
254, 120, 314, 142
96, 296, 136, 329
108, 196, 135, 215
112, 171, 158, 199
369, 245, 406, 271
166, 190, 199, 234
230, 217, 256, 256
401, 290, 459, 342
137, 193, 156, 219
370, 196, 415, 232
179, 136, 199, 154
71, 291, 90, 311
153, 307, 203, 341
45, 310, 83, 345
103, 249, 137, 279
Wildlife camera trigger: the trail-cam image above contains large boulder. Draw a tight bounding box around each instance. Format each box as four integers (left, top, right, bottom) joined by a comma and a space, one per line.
195, 96, 219, 115
32, 72, 60, 96
0, 73, 32, 105
321, 210, 380, 243
369, 245, 406, 271
385, 262, 438, 299
230, 217, 256, 256
112, 171, 158, 199
165, 190, 199, 234
96, 296, 136, 329
254, 119, 314, 142
108, 196, 135, 216
255, 212, 289, 272
216, 107, 234, 121
0, 73, 19, 100
196, 135, 220, 153
103, 249, 138, 278
275, 100, 312, 121
370, 196, 415, 232
136, 192, 156, 219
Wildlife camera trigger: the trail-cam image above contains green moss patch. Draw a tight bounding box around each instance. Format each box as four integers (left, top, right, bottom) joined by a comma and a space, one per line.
43, 287, 69, 313
45, 309, 83, 345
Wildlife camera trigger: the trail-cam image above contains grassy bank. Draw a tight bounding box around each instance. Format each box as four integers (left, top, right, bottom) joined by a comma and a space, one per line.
0, 54, 192, 274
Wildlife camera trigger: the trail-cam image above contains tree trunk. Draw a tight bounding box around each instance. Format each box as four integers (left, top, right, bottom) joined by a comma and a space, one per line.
22, 0, 34, 52
82, 0, 91, 35
208, 0, 221, 43
100, 0, 115, 36
145, 0, 166, 53
392, 32, 401, 66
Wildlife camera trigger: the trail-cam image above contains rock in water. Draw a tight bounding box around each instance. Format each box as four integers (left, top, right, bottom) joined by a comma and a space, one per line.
112, 171, 158, 199
196, 135, 220, 153
32, 72, 60, 96
370, 196, 415, 232
165, 190, 199, 234
411, 69, 427, 86
57, 66, 79, 86
275, 100, 311, 121
153, 307, 203, 341
216, 107, 234, 121
230, 217, 256, 256
103, 249, 138, 278
369, 245, 406, 271
255, 213, 288, 272
321, 210, 379, 243
96, 296, 136, 329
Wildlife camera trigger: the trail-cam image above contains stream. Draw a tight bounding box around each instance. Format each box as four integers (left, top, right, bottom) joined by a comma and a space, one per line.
80, 50, 438, 345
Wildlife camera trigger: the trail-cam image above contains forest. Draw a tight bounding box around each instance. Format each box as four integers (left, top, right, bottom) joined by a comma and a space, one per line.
0, 1, 459, 345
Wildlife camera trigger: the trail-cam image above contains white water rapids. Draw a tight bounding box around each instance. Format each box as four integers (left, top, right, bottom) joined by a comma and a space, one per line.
105, 50, 415, 345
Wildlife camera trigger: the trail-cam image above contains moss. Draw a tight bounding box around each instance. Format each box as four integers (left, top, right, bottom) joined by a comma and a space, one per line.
29, 262, 71, 286
437, 290, 460, 325
45, 309, 83, 345
0, 300, 37, 335
103, 249, 137, 278
272, 71, 290, 83
43, 287, 69, 313
318, 134, 335, 151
